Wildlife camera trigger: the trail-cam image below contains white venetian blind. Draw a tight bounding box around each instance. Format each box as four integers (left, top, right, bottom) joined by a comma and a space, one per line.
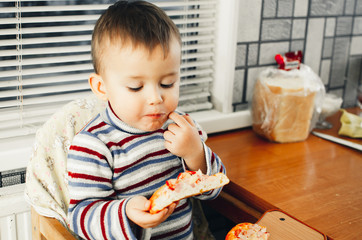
0, 0, 216, 139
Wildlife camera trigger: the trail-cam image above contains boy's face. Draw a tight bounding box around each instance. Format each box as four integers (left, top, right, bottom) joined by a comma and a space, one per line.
98, 37, 181, 132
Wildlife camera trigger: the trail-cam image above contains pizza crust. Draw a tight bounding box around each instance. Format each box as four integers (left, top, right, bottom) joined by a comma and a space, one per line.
149, 170, 229, 214
225, 223, 270, 240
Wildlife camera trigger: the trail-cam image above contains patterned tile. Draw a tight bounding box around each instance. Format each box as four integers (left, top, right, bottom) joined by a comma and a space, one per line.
233, 70, 245, 104
237, 0, 262, 43
294, 0, 309, 16
234, 103, 249, 111
261, 19, 291, 41
344, 0, 356, 14
248, 44, 259, 66
330, 37, 350, 87
259, 41, 290, 64
343, 83, 358, 107
322, 38, 334, 58
336, 17, 353, 35
292, 19, 306, 39
345, 56, 362, 107
347, 56, 362, 86
320, 59, 331, 85
353, 17, 362, 34
325, 18, 336, 37
235, 45, 247, 67
277, 0, 294, 17
263, 0, 277, 17
291, 40, 304, 52
310, 0, 344, 16
350, 36, 362, 54
305, 18, 325, 74
356, 0, 362, 14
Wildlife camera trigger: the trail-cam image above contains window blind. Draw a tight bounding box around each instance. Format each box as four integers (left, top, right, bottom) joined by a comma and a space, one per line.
0, 0, 216, 139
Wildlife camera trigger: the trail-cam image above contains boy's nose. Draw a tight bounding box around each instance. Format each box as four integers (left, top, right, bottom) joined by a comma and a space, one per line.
148, 87, 163, 105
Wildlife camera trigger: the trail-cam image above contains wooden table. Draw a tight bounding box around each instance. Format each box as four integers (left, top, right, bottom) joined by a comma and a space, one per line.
206, 108, 362, 240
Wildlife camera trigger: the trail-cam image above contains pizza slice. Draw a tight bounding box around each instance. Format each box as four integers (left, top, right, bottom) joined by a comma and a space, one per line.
225, 223, 270, 240
149, 170, 229, 214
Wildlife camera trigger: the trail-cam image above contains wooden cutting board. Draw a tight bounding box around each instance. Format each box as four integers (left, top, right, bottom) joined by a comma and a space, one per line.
257, 210, 327, 240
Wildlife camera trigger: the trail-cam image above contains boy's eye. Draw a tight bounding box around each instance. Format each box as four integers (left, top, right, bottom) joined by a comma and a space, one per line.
128, 86, 143, 92
160, 83, 174, 88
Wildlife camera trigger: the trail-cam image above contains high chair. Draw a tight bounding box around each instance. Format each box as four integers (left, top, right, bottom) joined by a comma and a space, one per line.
25, 95, 106, 240
25, 95, 214, 240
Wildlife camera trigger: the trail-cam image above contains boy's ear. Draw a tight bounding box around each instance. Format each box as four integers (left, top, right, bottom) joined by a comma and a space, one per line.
89, 73, 108, 101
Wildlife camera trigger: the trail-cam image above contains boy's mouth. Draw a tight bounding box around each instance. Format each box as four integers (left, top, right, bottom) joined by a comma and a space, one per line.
145, 113, 165, 119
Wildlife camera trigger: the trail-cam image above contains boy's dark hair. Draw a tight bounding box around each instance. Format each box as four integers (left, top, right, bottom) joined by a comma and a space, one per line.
91, 0, 181, 74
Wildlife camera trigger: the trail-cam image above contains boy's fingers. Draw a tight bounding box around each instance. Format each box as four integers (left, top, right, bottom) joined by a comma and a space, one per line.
169, 202, 178, 212
163, 130, 175, 143
144, 200, 151, 210
168, 112, 194, 128
168, 112, 188, 127
183, 114, 196, 127
161, 204, 176, 219
165, 124, 177, 135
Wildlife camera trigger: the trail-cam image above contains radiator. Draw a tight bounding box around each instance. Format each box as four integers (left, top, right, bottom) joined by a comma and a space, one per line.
0, 184, 31, 240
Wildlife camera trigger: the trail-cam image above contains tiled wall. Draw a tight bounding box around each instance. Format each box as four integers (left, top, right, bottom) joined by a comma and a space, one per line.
232, 0, 362, 111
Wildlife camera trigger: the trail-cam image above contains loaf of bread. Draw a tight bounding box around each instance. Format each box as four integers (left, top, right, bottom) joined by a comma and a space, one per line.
251, 66, 323, 143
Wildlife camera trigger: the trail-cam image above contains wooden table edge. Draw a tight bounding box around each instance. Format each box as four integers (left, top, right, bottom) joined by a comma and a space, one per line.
208, 181, 333, 240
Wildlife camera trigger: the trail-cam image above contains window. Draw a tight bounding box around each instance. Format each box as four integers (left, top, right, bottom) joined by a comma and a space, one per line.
0, 0, 220, 139
0, 1, 249, 182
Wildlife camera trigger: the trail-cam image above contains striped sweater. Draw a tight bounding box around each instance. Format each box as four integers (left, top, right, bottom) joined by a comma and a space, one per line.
67, 105, 225, 240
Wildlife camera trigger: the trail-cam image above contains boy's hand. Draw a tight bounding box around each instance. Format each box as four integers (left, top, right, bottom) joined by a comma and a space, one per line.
164, 112, 206, 172
126, 196, 177, 228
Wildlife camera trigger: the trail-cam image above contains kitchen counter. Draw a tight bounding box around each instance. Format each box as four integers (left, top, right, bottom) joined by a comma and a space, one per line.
206, 108, 361, 240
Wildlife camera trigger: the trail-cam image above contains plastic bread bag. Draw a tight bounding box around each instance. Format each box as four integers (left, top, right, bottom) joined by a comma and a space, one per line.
251, 64, 325, 143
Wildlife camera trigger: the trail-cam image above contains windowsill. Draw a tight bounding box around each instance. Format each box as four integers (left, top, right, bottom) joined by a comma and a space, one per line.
0, 134, 35, 172
190, 109, 252, 134
0, 109, 252, 171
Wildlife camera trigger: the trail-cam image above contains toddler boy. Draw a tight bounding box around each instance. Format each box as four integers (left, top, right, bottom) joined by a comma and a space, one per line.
67, 1, 225, 239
